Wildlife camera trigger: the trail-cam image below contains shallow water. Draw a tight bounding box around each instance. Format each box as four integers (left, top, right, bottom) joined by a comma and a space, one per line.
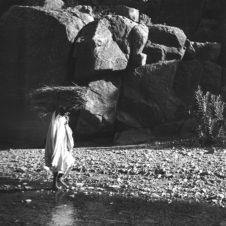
0, 191, 226, 226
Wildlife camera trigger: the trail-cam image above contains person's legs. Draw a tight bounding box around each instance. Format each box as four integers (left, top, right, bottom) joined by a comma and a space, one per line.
52, 172, 60, 190
57, 173, 69, 189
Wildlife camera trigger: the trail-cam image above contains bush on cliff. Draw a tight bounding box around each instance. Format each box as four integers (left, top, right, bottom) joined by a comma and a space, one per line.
193, 86, 226, 146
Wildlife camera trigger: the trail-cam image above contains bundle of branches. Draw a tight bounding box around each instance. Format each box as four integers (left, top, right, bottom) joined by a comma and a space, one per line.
27, 85, 87, 115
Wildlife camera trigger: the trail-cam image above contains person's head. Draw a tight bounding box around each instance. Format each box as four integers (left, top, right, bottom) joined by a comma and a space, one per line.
64, 112, 70, 123
56, 106, 67, 116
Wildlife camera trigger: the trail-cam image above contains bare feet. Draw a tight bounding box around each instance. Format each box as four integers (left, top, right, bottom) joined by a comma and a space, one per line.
52, 172, 61, 191
52, 180, 62, 191
52, 184, 60, 191
57, 173, 69, 189
58, 178, 69, 189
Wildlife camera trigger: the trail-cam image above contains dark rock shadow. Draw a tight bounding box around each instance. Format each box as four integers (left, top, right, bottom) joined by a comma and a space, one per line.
0, 189, 226, 226
0, 176, 52, 193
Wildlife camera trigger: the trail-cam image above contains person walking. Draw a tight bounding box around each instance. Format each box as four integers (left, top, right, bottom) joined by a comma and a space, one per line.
45, 107, 75, 190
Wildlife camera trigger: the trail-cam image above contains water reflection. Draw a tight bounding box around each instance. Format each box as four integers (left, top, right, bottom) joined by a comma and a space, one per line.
0, 191, 226, 226
49, 202, 75, 226
48, 191, 77, 226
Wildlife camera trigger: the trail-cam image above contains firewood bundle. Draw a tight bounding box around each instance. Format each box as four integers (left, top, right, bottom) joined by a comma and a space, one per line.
27, 85, 87, 116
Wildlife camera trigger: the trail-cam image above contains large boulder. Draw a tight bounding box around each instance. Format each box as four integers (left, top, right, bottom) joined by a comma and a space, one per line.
219, 18, 226, 67
183, 39, 196, 61
184, 40, 222, 63
117, 60, 182, 128
174, 60, 222, 104
144, 41, 185, 64
107, 15, 137, 56
70, 5, 93, 14
152, 0, 205, 37
153, 120, 184, 137
204, 0, 226, 20
179, 118, 197, 138
131, 23, 148, 55
0, 6, 93, 100
114, 128, 153, 145
200, 61, 222, 94
143, 42, 165, 63
0, 0, 25, 17
173, 60, 203, 106
0, 6, 93, 146
92, 0, 144, 10
114, 5, 139, 22
130, 23, 148, 66
24, 0, 64, 8
76, 76, 121, 136
0, 111, 51, 148
73, 15, 137, 81
148, 24, 187, 49
191, 41, 221, 62
192, 19, 220, 42
144, 24, 186, 64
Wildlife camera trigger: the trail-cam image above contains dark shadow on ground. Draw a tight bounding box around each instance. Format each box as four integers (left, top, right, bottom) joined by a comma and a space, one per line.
0, 176, 52, 193
1, 136, 224, 151
74, 137, 216, 151
0, 190, 226, 226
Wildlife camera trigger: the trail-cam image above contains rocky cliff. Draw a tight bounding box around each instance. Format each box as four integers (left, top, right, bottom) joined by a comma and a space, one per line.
0, 0, 225, 147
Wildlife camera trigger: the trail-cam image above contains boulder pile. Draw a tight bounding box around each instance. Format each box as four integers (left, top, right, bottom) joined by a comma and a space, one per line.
0, 0, 225, 147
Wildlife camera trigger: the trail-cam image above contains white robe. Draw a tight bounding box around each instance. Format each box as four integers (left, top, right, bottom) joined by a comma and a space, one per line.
45, 112, 75, 175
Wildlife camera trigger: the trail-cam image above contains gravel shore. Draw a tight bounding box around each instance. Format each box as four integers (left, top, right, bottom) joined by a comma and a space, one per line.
1, 142, 226, 206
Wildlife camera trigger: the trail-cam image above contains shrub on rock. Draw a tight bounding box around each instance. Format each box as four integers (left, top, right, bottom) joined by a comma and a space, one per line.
193, 86, 226, 146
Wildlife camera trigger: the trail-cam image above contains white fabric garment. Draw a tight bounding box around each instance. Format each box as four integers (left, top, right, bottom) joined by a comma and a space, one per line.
45, 112, 75, 175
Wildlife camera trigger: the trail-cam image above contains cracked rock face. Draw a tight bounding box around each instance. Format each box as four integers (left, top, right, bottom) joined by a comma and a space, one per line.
0, 0, 225, 146
0, 5, 94, 146
117, 60, 182, 128
76, 77, 121, 136
0, 6, 93, 99
73, 17, 129, 81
